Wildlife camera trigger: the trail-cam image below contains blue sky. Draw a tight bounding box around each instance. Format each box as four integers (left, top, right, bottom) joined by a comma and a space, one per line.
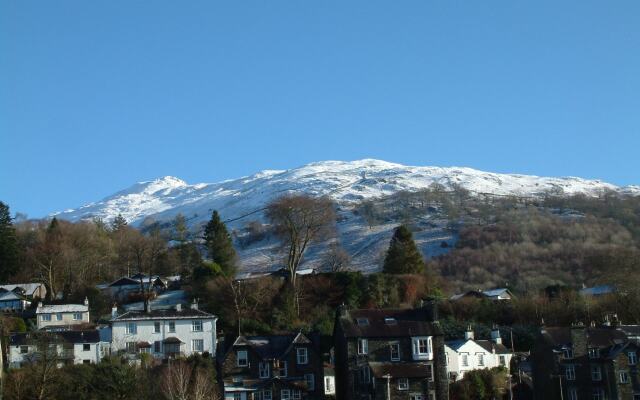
1, 1, 639, 218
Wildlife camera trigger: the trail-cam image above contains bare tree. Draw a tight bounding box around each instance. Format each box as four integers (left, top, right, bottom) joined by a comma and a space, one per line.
322, 241, 351, 272
266, 195, 336, 289
161, 361, 217, 400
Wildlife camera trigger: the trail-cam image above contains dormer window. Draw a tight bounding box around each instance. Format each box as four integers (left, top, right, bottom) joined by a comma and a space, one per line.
237, 350, 248, 367
356, 318, 369, 326
562, 347, 573, 359
588, 348, 600, 359
384, 317, 397, 325
297, 347, 308, 365
412, 336, 433, 360
628, 351, 637, 365
357, 339, 368, 355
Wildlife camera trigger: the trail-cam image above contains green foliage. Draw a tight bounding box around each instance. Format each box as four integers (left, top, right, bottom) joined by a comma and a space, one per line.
383, 225, 425, 274
0, 201, 19, 281
450, 367, 508, 400
110, 213, 128, 232
193, 260, 223, 280
203, 210, 237, 276
240, 318, 273, 335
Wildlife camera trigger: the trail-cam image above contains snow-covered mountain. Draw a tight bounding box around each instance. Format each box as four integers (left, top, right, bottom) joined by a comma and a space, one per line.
50, 159, 640, 274
51, 159, 639, 227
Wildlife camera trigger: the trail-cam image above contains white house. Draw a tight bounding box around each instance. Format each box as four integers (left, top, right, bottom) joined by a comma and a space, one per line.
8, 330, 109, 368
445, 327, 513, 381
110, 300, 217, 359
36, 298, 90, 330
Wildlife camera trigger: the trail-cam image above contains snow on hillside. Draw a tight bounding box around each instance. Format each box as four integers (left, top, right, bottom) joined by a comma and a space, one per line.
49, 159, 639, 273
50, 159, 638, 227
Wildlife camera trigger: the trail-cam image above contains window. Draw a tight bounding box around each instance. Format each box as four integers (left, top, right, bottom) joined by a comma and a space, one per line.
154, 341, 161, 353
259, 361, 270, 379
592, 388, 604, 400
390, 342, 400, 361
192, 339, 204, 352
262, 390, 272, 400
56, 313, 63, 321
412, 337, 432, 360
357, 338, 368, 355
565, 365, 576, 381
588, 348, 600, 359
384, 317, 397, 325
591, 365, 602, 381
237, 350, 248, 367
20, 345, 28, 354
126, 342, 136, 353
139, 347, 150, 354
478, 354, 484, 366
629, 351, 638, 365
620, 370, 630, 383
461, 354, 469, 367
233, 393, 241, 400
126, 322, 137, 334
356, 318, 369, 326
168, 321, 176, 333
83, 360, 91, 364
154, 322, 161, 333
397, 378, 409, 391
83, 343, 90, 351
568, 388, 578, 400
192, 320, 203, 332
563, 348, 574, 359
426, 364, 434, 382
292, 390, 301, 400
279, 360, 288, 377
360, 367, 370, 384
41, 314, 51, 321
410, 395, 424, 400
281, 390, 291, 400
304, 373, 315, 390
297, 347, 308, 364
499, 355, 506, 366
73, 312, 82, 321
325, 377, 334, 392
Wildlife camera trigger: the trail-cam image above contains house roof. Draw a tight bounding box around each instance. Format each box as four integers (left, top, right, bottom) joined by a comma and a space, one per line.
0, 283, 43, 296
163, 337, 183, 344
475, 340, 511, 354
10, 330, 102, 345
0, 291, 29, 302
36, 303, 88, 314
369, 362, 432, 378
232, 333, 311, 360
112, 307, 216, 321
338, 307, 442, 338
450, 288, 512, 301
541, 327, 629, 349
579, 285, 616, 296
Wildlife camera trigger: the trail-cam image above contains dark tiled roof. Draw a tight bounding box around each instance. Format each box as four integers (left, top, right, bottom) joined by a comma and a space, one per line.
339, 308, 441, 338
233, 333, 310, 359
369, 362, 431, 378
163, 337, 183, 344
542, 327, 629, 348
113, 308, 215, 321
10, 330, 101, 345
475, 340, 511, 354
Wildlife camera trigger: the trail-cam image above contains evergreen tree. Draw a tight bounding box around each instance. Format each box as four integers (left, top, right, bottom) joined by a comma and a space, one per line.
203, 210, 237, 276
382, 225, 425, 274
0, 201, 19, 281
110, 214, 127, 232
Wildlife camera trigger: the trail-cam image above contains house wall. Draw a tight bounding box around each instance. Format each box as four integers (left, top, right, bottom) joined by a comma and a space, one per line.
445, 341, 512, 380
111, 317, 216, 357
36, 310, 90, 329
8, 342, 107, 368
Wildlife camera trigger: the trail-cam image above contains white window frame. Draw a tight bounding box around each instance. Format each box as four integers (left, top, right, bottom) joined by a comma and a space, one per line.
325, 377, 334, 393
566, 364, 576, 381
357, 338, 368, 355
125, 341, 136, 353
390, 342, 400, 361
41, 313, 51, 321
191, 339, 204, 352
237, 350, 248, 367
292, 390, 301, 400
629, 351, 637, 365
461, 354, 469, 367
620, 370, 630, 384
568, 388, 578, 400
592, 388, 604, 400
168, 321, 176, 333
126, 322, 137, 334
304, 373, 315, 391
192, 320, 203, 332
263, 390, 272, 400
397, 378, 409, 391
426, 364, 434, 382
281, 389, 291, 400
477, 353, 484, 366
412, 336, 432, 360
297, 347, 308, 365
591, 365, 602, 381
259, 361, 270, 379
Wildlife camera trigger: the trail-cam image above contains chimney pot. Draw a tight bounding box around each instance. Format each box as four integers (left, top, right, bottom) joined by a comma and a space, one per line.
176, 303, 182, 312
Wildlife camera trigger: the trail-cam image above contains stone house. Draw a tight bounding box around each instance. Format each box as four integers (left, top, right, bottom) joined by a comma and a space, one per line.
333, 303, 449, 400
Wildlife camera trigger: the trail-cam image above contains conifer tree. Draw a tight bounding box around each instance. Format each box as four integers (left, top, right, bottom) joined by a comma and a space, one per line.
383, 225, 425, 274
203, 210, 237, 276
0, 201, 19, 281
110, 213, 128, 232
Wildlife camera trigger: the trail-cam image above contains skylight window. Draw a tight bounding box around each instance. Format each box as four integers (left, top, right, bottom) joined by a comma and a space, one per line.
384, 317, 397, 325
356, 318, 369, 326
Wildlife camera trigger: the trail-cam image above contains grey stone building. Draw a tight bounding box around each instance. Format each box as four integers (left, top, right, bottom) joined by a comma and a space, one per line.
333, 304, 448, 400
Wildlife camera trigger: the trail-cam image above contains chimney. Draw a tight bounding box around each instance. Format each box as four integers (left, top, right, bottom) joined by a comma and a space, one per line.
421, 297, 439, 322
84, 296, 89, 307
38, 301, 43, 308
176, 303, 182, 312
111, 304, 118, 319
491, 326, 502, 345
191, 299, 198, 310
464, 325, 474, 340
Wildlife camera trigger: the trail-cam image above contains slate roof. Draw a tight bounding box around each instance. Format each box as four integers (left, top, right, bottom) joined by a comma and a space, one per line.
338, 307, 442, 338
579, 285, 616, 296
36, 303, 88, 314
0, 291, 29, 302
232, 333, 311, 359
369, 362, 431, 378
542, 327, 629, 348
0, 283, 43, 296
112, 307, 216, 321
10, 330, 102, 346
476, 340, 511, 354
